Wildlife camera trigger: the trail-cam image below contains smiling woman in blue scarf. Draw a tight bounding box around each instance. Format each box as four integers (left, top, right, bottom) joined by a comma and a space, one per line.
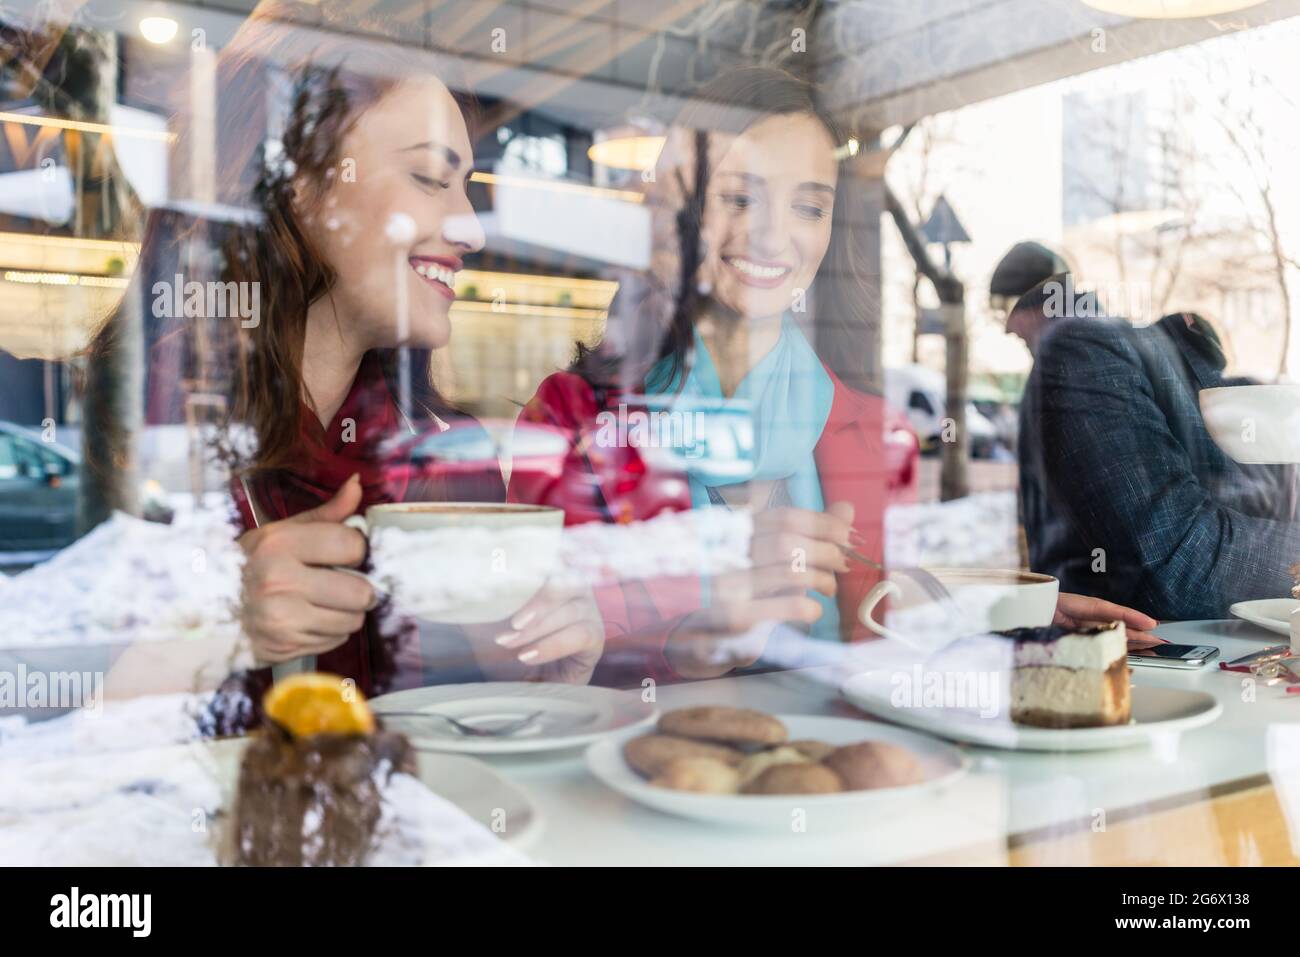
509, 68, 891, 682
510, 68, 1165, 685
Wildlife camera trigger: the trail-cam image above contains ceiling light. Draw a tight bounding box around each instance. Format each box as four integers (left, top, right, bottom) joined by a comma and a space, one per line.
833, 138, 860, 161
0, 110, 175, 142
587, 135, 665, 172
3, 270, 129, 288
470, 171, 643, 204
139, 16, 179, 45
450, 301, 608, 320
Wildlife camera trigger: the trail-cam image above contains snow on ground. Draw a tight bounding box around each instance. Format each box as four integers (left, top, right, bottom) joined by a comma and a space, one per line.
886, 491, 1020, 570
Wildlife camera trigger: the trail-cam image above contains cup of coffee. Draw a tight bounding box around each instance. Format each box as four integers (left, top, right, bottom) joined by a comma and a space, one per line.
343, 502, 565, 624
858, 566, 1059, 645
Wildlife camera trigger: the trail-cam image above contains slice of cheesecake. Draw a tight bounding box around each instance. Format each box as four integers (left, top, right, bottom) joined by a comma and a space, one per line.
996, 621, 1131, 728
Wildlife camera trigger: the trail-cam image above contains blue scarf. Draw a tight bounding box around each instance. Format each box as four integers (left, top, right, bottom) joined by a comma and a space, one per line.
645, 315, 839, 638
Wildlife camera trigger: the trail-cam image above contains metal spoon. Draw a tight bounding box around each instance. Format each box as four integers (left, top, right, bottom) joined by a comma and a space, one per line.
376, 709, 544, 738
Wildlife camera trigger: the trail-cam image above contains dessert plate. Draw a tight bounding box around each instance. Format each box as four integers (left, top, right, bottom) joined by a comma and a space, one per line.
840, 674, 1222, 752
370, 682, 657, 755
413, 750, 541, 847
201, 739, 542, 849
0, 740, 536, 865
585, 715, 968, 829
1229, 598, 1298, 637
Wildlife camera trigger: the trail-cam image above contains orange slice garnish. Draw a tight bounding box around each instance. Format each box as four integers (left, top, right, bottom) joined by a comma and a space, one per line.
262, 673, 376, 738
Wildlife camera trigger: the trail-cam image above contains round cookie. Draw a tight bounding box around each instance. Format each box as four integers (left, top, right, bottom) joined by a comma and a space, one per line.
657, 707, 788, 747
622, 733, 742, 778
787, 739, 836, 762
824, 741, 926, 791
743, 762, 843, 795
650, 757, 741, 794
736, 746, 809, 787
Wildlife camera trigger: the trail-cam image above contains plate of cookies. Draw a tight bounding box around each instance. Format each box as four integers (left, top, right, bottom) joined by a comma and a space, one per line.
586, 706, 969, 827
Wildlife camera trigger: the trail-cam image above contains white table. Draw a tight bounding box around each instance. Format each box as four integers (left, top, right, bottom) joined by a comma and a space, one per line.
480, 619, 1300, 865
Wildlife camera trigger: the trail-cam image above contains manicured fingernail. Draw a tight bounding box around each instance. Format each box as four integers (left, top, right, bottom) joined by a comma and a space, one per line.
511, 610, 536, 630
517, 649, 539, 663
494, 631, 520, 646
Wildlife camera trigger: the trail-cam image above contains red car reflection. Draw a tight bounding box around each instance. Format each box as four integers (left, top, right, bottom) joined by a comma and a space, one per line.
386, 403, 919, 521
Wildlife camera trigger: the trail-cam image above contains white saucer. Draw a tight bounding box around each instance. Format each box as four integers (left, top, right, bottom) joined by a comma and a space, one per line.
411, 750, 542, 847
370, 682, 657, 754
840, 674, 1221, 752
585, 714, 968, 829
200, 739, 542, 848
1229, 598, 1298, 637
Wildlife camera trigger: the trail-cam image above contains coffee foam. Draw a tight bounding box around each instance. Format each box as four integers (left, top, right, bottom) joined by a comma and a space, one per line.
934, 569, 1053, 586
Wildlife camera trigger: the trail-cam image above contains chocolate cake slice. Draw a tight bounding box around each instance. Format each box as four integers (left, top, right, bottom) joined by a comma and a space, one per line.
228, 674, 413, 867
232, 722, 412, 866
996, 621, 1131, 729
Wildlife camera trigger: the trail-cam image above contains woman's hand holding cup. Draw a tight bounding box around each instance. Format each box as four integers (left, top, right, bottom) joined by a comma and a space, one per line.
238, 473, 375, 664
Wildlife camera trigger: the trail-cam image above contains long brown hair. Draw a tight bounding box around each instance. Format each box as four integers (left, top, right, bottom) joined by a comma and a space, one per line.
574, 66, 880, 395
88, 0, 472, 477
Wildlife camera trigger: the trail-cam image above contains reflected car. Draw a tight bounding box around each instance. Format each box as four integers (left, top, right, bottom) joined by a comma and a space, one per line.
0, 421, 79, 557
885, 365, 1003, 459
882, 403, 920, 504
394, 400, 920, 523
0, 422, 179, 566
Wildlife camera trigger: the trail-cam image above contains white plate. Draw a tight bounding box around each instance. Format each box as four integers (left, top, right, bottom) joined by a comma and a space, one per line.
370, 682, 657, 754
840, 673, 1221, 752
414, 750, 541, 847
1230, 598, 1298, 637
0, 739, 538, 865
585, 715, 969, 829
202, 738, 543, 847
203, 739, 542, 849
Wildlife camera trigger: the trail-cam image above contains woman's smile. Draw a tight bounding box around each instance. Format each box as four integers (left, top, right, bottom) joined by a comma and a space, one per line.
408, 254, 461, 300
722, 254, 793, 289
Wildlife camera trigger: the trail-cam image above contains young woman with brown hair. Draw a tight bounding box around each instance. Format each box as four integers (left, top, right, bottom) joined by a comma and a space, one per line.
88, 0, 603, 695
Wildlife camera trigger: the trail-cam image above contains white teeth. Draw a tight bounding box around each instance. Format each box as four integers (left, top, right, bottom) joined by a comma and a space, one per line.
726, 257, 787, 279
412, 262, 457, 286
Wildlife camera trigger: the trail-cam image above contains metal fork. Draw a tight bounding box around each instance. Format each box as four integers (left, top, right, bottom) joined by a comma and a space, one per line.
375, 709, 544, 737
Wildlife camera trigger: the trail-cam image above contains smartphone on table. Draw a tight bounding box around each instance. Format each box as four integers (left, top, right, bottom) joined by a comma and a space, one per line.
1127, 643, 1219, 669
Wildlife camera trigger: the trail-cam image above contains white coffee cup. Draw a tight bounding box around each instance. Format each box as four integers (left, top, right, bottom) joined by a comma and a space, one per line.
859, 567, 1059, 646
342, 502, 564, 624
1200, 385, 1300, 465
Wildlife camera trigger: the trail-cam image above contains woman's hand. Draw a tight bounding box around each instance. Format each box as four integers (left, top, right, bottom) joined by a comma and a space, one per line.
664, 595, 815, 679
749, 501, 855, 598
478, 584, 606, 684
664, 502, 858, 679
239, 474, 374, 664
1054, 592, 1165, 650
